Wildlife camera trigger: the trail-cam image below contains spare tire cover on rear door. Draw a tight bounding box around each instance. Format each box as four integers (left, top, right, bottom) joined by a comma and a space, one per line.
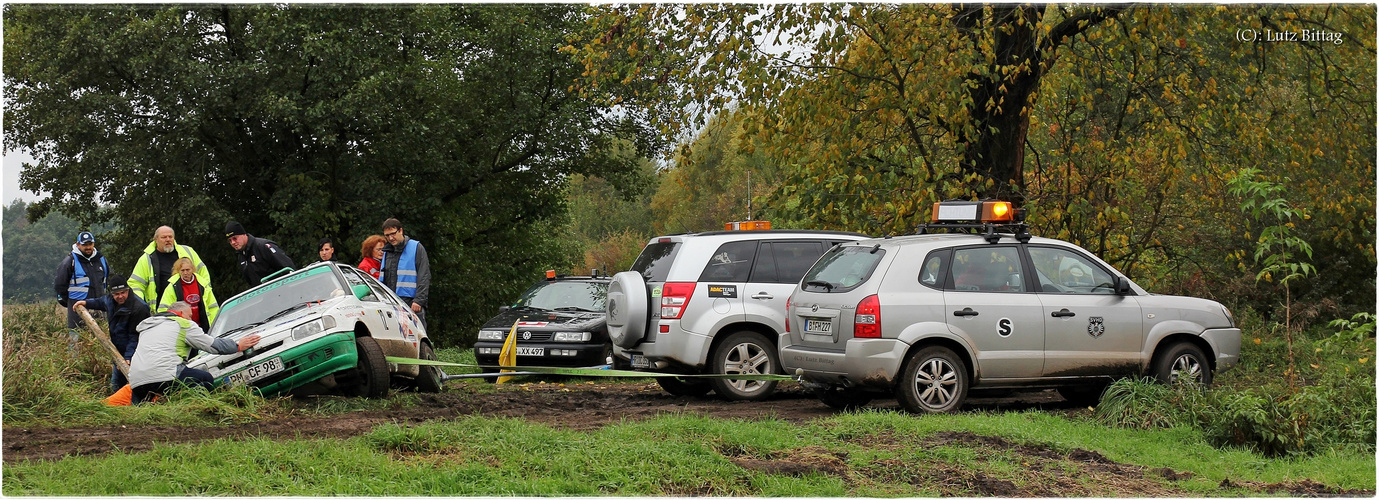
607, 271, 650, 348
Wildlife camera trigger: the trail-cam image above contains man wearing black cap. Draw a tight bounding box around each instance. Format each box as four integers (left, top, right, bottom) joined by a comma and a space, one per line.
74, 273, 151, 394
53, 231, 109, 355
225, 221, 296, 286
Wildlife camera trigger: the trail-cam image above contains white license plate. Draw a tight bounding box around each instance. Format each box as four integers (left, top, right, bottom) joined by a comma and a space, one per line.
805, 319, 832, 334
227, 357, 283, 385
516, 347, 545, 356
630, 354, 650, 369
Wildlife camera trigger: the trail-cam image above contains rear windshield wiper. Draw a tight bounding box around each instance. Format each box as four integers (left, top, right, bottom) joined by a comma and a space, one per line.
805, 280, 836, 291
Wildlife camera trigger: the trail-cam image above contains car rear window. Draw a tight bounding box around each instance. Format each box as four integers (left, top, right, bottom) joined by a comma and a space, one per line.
631, 241, 680, 282
800, 245, 886, 293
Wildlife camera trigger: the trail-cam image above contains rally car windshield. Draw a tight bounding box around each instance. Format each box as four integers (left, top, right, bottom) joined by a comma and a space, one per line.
512, 281, 608, 312
211, 266, 345, 336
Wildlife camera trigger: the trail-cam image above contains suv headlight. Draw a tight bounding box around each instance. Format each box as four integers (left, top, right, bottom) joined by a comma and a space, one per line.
1223, 306, 1236, 328
552, 331, 591, 342
477, 330, 506, 341
292, 316, 337, 341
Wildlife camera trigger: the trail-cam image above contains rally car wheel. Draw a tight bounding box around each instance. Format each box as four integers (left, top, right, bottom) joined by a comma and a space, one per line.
709, 331, 781, 401
352, 336, 390, 398
416, 342, 443, 393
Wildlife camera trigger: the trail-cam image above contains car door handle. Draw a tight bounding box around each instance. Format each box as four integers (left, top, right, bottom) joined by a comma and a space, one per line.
1051, 309, 1076, 318
752, 292, 773, 300
953, 308, 979, 317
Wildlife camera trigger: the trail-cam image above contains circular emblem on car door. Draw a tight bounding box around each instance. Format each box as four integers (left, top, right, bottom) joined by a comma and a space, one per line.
1087, 317, 1105, 338
522, 331, 532, 340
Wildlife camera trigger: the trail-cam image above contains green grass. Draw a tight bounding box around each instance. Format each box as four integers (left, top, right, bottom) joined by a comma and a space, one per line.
5, 411, 1373, 496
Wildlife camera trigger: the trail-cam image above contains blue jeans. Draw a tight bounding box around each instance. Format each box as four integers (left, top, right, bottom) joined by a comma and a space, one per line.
110, 364, 130, 394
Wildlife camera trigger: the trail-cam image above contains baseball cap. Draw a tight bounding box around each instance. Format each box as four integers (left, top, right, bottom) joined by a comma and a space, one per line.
76, 231, 95, 244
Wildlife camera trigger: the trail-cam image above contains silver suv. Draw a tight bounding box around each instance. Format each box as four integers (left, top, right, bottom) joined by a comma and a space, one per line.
607, 228, 868, 400
782, 201, 1242, 413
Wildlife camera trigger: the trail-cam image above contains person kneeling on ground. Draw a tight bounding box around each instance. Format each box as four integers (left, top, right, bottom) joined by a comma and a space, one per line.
128, 301, 260, 404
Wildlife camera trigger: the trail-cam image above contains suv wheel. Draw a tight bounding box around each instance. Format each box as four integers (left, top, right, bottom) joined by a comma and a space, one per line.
657, 375, 712, 397
816, 387, 873, 410
415, 342, 443, 393
352, 336, 390, 398
896, 346, 968, 414
1153, 342, 1212, 386
709, 331, 781, 401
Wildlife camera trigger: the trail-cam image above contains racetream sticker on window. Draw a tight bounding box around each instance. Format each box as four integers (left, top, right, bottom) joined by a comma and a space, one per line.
707, 285, 738, 298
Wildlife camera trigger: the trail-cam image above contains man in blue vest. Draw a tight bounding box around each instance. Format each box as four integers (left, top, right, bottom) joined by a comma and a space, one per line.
379, 218, 431, 325
53, 231, 109, 355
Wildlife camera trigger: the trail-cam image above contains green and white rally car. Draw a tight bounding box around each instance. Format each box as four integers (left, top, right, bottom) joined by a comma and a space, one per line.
185, 261, 443, 397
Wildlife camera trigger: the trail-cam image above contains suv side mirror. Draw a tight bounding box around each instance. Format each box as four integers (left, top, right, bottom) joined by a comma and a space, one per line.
1113, 276, 1131, 295
352, 284, 371, 300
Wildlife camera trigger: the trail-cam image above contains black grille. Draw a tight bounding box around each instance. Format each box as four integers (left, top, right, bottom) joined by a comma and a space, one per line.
505, 331, 553, 342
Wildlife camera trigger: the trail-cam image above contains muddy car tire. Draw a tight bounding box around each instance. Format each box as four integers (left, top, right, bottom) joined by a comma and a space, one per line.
896, 346, 969, 414
352, 336, 390, 398
816, 387, 874, 410
415, 342, 443, 393
1153, 342, 1212, 386
709, 331, 781, 401
657, 375, 712, 397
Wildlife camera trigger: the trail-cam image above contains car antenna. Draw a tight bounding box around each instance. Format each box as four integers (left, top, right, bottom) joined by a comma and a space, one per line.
869, 243, 881, 254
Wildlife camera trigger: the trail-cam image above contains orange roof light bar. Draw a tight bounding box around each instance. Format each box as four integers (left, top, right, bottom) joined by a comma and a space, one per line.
932, 201, 1015, 223
725, 220, 772, 231
545, 269, 557, 280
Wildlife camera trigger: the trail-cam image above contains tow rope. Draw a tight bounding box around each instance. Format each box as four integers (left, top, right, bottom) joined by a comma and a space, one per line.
386, 356, 796, 381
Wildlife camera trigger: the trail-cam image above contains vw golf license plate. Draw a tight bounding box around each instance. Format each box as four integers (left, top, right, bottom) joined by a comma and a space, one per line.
516, 347, 544, 356
228, 357, 283, 385
805, 319, 832, 334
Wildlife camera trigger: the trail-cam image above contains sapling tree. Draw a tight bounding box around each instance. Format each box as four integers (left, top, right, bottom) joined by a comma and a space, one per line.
1228, 167, 1317, 388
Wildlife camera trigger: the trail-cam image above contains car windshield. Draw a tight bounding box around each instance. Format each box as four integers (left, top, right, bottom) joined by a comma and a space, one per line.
210, 266, 345, 336
513, 281, 608, 312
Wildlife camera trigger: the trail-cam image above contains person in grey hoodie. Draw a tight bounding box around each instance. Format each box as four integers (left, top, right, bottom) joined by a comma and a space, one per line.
128, 301, 260, 404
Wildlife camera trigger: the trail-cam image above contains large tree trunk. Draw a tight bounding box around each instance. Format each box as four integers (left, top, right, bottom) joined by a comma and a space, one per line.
951, 5, 1121, 202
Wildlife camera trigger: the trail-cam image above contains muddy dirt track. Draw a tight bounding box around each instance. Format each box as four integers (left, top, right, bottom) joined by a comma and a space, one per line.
3, 382, 1372, 497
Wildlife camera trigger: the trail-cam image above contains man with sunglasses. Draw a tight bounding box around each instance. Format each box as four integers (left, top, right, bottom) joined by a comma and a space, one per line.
225, 220, 296, 286
379, 218, 430, 326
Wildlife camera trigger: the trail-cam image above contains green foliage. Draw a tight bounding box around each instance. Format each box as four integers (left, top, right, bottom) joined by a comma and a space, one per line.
1228, 168, 1317, 287
1097, 315, 1376, 457
4, 5, 658, 346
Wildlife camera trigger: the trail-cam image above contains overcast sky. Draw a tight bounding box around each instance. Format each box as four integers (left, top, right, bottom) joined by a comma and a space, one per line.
4, 150, 45, 204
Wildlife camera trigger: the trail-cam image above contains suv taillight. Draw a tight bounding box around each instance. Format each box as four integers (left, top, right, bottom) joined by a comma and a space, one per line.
854, 294, 881, 338
661, 282, 696, 320
785, 296, 791, 333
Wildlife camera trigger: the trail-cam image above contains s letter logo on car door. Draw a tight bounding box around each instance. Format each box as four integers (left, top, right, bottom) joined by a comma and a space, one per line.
997, 318, 1013, 337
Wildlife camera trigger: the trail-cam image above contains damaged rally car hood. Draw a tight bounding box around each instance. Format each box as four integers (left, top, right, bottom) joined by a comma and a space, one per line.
481, 307, 605, 331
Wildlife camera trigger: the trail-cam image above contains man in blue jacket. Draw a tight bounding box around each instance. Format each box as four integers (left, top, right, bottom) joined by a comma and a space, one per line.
53, 231, 109, 355
73, 273, 150, 394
